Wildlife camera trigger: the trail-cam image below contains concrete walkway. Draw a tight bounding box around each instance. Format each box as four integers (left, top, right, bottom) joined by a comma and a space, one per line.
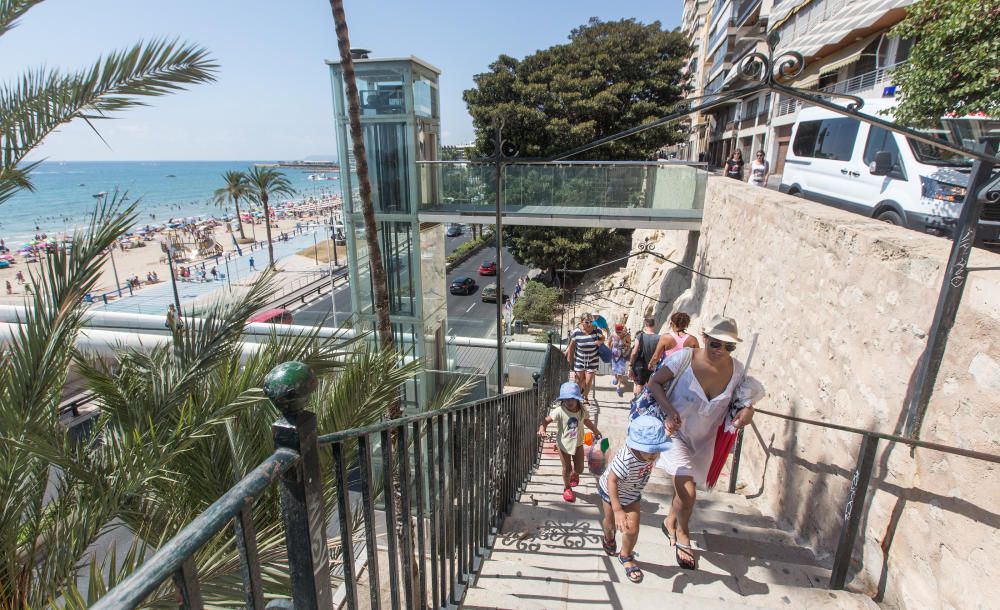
463, 376, 878, 609
95, 229, 326, 316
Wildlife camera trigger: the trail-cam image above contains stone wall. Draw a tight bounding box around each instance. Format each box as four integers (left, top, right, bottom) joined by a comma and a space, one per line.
604, 176, 999, 609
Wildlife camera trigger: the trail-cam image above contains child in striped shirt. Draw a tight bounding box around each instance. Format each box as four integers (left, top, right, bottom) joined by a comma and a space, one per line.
597, 415, 672, 584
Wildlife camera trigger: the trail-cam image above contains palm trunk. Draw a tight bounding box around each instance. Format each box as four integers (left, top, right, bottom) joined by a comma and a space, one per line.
330, 0, 412, 600
262, 195, 275, 268
234, 197, 247, 240
329, 2, 395, 363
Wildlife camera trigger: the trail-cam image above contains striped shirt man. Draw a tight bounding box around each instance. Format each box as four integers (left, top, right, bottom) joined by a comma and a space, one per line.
598, 446, 656, 506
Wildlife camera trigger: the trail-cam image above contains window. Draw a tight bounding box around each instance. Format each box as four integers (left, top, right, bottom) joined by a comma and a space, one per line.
863, 126, 901, 167
792, 118, 859, 160
792, 120, 821, 157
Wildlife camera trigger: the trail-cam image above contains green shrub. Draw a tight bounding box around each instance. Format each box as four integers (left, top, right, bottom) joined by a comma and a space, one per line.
513, 280, 562, 323
446, 229, 493, 264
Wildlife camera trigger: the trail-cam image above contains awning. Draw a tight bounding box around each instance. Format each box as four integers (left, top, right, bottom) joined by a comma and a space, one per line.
787, 32, 881, 88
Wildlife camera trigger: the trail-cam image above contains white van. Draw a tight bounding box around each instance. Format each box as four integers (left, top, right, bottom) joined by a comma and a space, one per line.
780, 99, 999, 247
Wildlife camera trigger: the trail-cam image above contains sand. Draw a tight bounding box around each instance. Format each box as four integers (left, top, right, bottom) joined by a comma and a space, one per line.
0, 216, 317, 305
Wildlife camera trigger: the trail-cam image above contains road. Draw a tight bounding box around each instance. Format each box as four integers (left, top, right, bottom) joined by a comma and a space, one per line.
290, 227, 529, 339
446, 244, 529, 338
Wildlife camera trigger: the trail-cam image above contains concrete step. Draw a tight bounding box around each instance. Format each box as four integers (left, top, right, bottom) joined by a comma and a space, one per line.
469, 557, 875, 609
480, 385, 878, 609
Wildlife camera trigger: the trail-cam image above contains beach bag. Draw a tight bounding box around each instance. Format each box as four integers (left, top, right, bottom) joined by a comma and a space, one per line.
629, 348, 693, 421
587, 436, 611, 475
597, 343, 612, 363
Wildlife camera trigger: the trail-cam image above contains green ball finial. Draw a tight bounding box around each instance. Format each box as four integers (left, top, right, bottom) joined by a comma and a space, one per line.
264, 361, 318, 415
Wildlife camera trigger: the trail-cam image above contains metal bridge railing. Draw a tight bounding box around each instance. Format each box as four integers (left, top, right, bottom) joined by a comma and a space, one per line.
93, 344, 569, 610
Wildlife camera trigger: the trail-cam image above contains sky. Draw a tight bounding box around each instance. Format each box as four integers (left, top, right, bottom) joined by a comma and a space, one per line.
2, 0, 683, 161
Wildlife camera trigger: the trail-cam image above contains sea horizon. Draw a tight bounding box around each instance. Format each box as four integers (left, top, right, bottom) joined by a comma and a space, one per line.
2, 160, 341, 244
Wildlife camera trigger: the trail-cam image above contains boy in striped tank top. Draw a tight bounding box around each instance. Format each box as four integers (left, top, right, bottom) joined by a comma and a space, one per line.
597, 416, 672, 584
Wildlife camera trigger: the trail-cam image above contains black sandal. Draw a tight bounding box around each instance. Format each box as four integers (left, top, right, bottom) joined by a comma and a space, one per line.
618, 554, 643, 583
675, 541, 698, 570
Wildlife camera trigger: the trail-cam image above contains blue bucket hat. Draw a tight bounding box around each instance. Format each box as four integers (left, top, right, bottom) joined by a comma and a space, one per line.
626, 415, 673, 453
557, 382, 585, 402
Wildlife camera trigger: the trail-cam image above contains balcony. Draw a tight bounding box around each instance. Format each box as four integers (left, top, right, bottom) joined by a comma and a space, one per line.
707, 19, 734, 52
734, 0, 762, 27
774, 62, 905, 118
775, 95, 798, 117
818, 62, 904, 96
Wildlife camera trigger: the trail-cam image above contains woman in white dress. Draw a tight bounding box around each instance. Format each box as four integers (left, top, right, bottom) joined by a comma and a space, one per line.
645, 315, 758, 570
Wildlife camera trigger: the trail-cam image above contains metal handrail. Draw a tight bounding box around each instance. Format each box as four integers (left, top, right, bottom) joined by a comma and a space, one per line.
730, 405, 1000, 591
91, 449, 300, 609
315, 386, 534, 446
92, 346, 570, 609
753, 407, 1000, 464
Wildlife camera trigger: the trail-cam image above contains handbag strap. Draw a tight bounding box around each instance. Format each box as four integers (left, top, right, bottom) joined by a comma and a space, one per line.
664, 348, 693, 399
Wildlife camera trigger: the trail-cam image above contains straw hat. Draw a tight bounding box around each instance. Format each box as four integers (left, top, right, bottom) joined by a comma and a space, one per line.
702, 314, 742, 343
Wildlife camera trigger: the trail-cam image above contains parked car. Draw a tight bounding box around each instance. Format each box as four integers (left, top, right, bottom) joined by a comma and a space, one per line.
446, 223, 463, 237
779, 99, 998, 246
449, 276, 477, 295
247, 308, 294, 325
478, 260, 497, 275
481, 283, 507, 303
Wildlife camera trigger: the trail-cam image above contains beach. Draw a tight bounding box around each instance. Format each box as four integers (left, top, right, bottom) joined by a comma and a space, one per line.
0, 206, 339, 307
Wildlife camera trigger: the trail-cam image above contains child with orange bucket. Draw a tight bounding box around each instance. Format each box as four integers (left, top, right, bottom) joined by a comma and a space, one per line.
537, 382, 601, 502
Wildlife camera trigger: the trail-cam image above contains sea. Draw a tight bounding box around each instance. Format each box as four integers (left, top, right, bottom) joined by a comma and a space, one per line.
1, 161, 340, 243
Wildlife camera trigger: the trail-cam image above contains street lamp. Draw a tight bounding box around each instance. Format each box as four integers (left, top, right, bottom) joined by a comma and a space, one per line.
161, 242, 183, 314
93, 192, 123, 298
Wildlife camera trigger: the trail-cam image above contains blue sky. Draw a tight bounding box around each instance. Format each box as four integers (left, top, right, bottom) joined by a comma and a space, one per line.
4, 0, 682, 161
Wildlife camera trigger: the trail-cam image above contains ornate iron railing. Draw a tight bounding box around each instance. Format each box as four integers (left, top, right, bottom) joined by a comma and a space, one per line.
92, 345, 569, 609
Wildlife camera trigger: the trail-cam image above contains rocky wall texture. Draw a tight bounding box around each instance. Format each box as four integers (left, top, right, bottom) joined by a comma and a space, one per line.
601, 177, 999, 609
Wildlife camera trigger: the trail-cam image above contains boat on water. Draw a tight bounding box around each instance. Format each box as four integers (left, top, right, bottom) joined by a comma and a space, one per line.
308, 173, 338, 181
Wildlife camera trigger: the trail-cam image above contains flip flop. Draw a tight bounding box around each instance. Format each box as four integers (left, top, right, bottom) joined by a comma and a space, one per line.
661, 522, 675, 545
601, 533, 617, 556
675, 541, 698, 570
618, 554, 643, 583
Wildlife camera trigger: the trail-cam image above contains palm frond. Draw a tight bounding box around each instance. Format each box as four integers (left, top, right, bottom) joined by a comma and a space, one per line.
0, 39, 218, 205
0, 0, 44, 37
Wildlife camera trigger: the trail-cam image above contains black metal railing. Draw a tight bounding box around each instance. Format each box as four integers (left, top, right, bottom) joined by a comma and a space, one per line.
93, 345, 568, 609
728, 408, 1000, 590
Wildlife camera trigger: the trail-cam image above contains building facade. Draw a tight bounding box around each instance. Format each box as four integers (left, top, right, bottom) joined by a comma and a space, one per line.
680, 0, 915, 180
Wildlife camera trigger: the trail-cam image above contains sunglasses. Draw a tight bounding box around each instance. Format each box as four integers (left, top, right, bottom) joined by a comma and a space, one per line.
707, 339, 737, 352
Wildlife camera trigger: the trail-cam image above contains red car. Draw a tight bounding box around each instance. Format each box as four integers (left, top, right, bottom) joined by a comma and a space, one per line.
478, 260, 497, 276
248, 308, 294, 325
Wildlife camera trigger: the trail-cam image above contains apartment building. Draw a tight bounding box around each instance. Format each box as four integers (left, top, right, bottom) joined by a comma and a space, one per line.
678, 0, 712, 161
679, 0, 916, 177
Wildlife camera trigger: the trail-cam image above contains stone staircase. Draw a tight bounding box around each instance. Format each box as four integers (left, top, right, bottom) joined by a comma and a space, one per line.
463, 380, 878, 609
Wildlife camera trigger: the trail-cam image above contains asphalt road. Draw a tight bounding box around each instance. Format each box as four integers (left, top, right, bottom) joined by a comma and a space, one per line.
446, 244, 529, 338
289, 227, 528, 338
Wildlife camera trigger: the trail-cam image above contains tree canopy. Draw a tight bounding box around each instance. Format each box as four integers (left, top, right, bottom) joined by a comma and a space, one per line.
504, 225, 632, 278
463, 17, 691, 160
463, 18, 689, 276
890, 0, 1000, 126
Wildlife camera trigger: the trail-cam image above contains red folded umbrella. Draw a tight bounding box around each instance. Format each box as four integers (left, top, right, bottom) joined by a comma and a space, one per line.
706, 422, 738, 489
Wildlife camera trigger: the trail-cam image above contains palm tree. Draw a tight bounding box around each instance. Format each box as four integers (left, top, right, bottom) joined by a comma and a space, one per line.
0, 2, 218, 206
1, 198, 470, 606
213, 170, 251, 241
245, 166, 295, 269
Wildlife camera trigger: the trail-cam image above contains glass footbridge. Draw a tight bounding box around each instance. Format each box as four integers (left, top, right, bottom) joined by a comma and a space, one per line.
417, 160, 708, 229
